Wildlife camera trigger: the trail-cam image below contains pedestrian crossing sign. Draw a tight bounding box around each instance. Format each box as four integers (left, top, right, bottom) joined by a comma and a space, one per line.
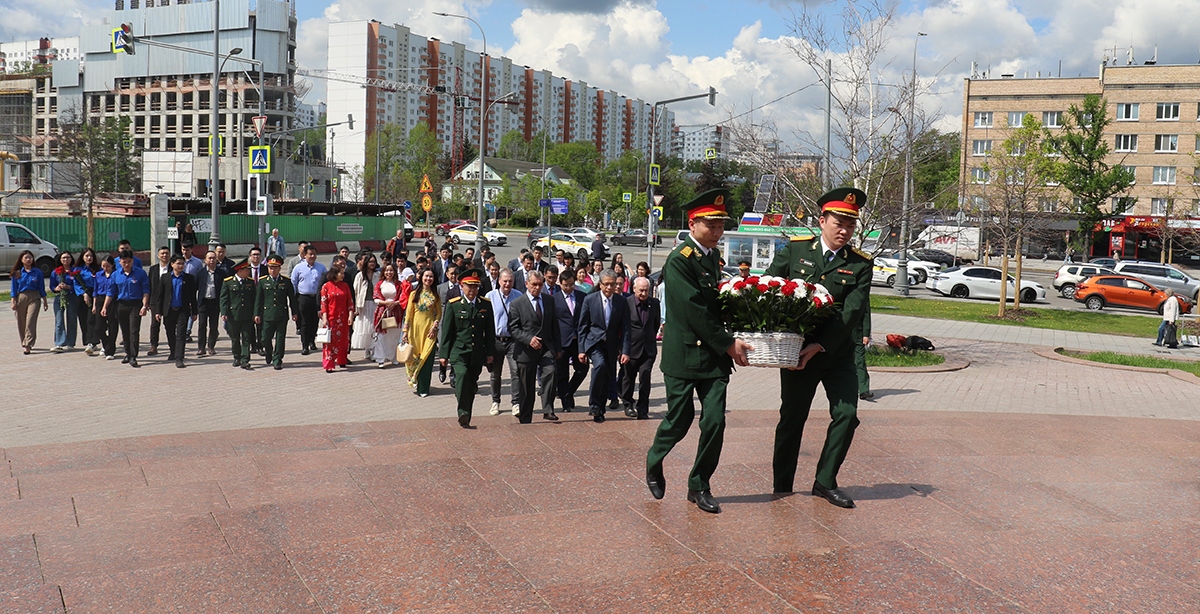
622, 192, 632, 202
248, 146, 272, 174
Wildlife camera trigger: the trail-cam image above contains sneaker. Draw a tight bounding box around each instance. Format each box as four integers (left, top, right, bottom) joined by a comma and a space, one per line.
51, 346, 64, 353
511, 404, 520, 416
84, 345, 95, 356
489, 402, 501, 416
377, 361, 387, 369
105, 354, 116, 361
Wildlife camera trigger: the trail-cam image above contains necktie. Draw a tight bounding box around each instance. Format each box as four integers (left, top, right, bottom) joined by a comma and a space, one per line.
567, 294, 574, 315
639, 301, 647, 325
534, 296, 542, 319
603, 297, 610, 326
827, 250, 836, 263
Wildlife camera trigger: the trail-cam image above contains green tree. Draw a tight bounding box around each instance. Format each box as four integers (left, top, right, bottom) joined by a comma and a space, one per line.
57, 115, 138, 247
546, 141, 603, 190
364, 121, 442, 204
1045, 94, 1135, 259
296, 112, 326, 161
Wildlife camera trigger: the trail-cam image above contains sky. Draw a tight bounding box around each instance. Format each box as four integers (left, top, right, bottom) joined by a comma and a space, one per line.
4, 0, 1200, 154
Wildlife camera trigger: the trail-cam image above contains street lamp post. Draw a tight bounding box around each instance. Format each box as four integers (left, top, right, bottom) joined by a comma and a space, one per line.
645, 87, 717, 270
896, 31, 926, 297
434, 11, 491, 253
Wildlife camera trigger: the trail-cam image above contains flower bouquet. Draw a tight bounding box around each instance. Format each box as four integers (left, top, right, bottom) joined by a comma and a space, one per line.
717, 275, 836, 368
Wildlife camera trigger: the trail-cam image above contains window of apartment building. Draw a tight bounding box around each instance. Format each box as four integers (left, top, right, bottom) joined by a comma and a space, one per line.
1112, 197, 1136, 213
1114, 134, 1137, 152
1008, 111, 1025, 127
1042, 111, 1062, 128
971, 167, 989, 183
1151, 198, 1170, 216
1040, 197, 1057, 213
1194, 167, 1200, 184
1155, 134, 1178, 152
1156, 102, 1180, 121
1152, 166, 1176, 184
1121, 165, 1137, 184
973, 112, 992, 128
1115, 103, 1139, 121
972, 140, 992, 156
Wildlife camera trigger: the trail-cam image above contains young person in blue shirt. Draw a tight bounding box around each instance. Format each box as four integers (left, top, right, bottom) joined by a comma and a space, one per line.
49, 251, 80, 352
10, 250, 47, 354
91, 256, 118, 359
102, 250, 151, 368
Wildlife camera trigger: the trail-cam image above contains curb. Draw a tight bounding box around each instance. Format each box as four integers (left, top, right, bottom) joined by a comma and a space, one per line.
1036, 346, 1200, 386
869, 354, 970, 373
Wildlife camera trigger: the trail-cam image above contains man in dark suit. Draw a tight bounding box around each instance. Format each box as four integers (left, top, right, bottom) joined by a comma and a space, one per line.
576, 268, 631, 423
512, 254, 535, 293
151, 255, 198, 368
507, 248, 529, 272
193, 251, 224, 356
432, 245, 454, 285
530, 246, 549, 273
436, 265, 461, 305
621, 276, 661, 419
554, 268, 589, 412
146, 246, 171, 356
508, 271, 561, 423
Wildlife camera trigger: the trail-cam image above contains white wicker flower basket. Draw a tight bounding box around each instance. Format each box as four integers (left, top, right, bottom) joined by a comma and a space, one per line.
736, 331, 803, 369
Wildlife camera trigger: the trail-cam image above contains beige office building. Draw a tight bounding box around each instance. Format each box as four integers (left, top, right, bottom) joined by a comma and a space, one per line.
960, 64, 1200, 260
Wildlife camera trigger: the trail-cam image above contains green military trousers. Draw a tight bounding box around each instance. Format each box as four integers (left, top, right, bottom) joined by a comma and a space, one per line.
227, 320, 254, 366
261, 319, 288, 366
853, 342, 870, 395
451, 360, 484, 421
773, 350, 860, 492
647, 374, 729, 492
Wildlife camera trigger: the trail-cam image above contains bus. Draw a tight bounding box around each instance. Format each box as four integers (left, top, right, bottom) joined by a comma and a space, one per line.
716, 226, 883, 274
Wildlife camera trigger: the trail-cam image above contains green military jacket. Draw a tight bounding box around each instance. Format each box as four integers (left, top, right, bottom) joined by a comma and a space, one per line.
852, 300, 872, 341
220, 275, 256, 322
255, 275, 297, 321
437, 296, 496, 366
659, 234, 735, 380
765, 236, 872, 356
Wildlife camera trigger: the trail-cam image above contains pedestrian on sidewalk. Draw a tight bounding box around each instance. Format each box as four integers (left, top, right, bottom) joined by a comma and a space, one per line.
438, 269, 495, 428
10, 250, 48, 354
49, 251, 81, 353
1155, 289, 1181, 348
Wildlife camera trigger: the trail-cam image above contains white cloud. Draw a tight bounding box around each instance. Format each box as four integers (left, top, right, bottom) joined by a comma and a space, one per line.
0, 0, 104, 45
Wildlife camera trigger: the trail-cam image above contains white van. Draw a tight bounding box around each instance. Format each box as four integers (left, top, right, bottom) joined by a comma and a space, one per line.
0, 222, 59, 276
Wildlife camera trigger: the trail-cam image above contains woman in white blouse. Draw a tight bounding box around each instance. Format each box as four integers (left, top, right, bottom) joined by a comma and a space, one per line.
372, 263, 406, 367
350, 254, 380, 360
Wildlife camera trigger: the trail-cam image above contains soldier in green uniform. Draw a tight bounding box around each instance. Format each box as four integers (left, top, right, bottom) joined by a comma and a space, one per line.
854, 301, 872, 400
646, 189, 752, 514
220, 259, 256, 370
255, 254, 299, 371
765, 187, 872, 508
437, 268, 496, 428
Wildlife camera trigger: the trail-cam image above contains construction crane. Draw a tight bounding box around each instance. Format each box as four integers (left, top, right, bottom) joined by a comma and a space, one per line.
295, 68, 447, 96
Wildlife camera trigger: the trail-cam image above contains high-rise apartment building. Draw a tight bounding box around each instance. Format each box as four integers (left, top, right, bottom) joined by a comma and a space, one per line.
326, 20, 672, 201
671, 124, 728, 163
960, 64, 1200, 259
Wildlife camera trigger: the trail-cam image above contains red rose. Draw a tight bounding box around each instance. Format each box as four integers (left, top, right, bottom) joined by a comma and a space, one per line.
756, 284, 769, 293
768, 280, 782, 288
733, 281, 747, 290
781, 284, 796, 296
746, 276, 760, 285
804, 282, 816, 292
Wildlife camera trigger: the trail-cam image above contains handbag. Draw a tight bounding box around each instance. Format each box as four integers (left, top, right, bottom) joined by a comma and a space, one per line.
397, 342, 414, 362
380, 316, 398, 330
1165, 321, 1179, 348
315, 326, 331, 344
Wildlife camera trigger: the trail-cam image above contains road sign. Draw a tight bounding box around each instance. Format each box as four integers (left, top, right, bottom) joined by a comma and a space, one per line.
167, 227, 179, 240
622, 192, 632, 203
248, 146, 271, 174
208, 134, 224, 157
550, 197, 569, 215
252, 115, 268, 138
403, 200, 412, 210
653, 194, 665, 206
331, 177, 339, 188
419, 174, 433, 193
538, 198, 551, 208
652, 206, 664, 220
705, 148, 717, 160
421, 193, 433, 212
648, 164, 661, 186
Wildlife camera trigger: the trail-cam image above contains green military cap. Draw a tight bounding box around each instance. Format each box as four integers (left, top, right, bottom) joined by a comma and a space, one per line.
684, 189, 733, 221
459, 268, 483, 285
265, 254, 284, 266
817, 187, 868, 219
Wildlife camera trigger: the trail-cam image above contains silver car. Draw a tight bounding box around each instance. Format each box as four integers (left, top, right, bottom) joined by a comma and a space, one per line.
0, 222, 59, 276
1112, 261, 1200, 302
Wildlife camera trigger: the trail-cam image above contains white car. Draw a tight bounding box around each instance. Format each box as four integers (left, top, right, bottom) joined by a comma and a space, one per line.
874, 252, 941, 283
448, 224, 507, 246
534, 233, 598, 260
567, 227, 604, 242
872, 259, 919, 288
926, 266, 1047, 303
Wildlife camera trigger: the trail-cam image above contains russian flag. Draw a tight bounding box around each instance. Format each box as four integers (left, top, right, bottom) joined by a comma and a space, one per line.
741, 212, 764, 225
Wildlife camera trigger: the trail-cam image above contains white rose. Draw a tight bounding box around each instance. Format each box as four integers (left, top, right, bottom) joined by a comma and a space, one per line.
757, 275, 774, 285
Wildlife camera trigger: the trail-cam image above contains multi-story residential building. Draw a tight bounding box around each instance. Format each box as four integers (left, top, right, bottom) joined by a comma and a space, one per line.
326, 20, 672, 201
960, 64, 1200, 260
0, 38, 80, 75
671, 124, 729, 163
295, 101, 325, 128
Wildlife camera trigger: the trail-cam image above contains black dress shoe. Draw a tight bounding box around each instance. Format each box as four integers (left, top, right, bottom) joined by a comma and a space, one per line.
232, 360, 241, 368
687, 489, 721, 514
543, 413, 559, 421
175, 360, 185, 369
167, 353, 177, 361
609, 399, 619, 410
624, 406, 637, 418
301, 348, 311, 356
345, 359, 353, 366
241, 363, 254, 371
646, 467, 665, 500
593, 413, 605, 423
129, 358, 140, 368
121, 356, 130, 364
636, 413, 649, 420
439, 369, 447, 384
812, 481, 855, 509
859, 391, 875, 400
457, 415, 471, 428
273, 363, 283, 371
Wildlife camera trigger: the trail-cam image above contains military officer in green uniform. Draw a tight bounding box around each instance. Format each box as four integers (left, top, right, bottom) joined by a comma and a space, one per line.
765, 187, 872, 508
438, 268, 496, 428
854, 301, 872, 400
255, 254, 299, 370
646, 189, 752, 514
220, 259, 256, 370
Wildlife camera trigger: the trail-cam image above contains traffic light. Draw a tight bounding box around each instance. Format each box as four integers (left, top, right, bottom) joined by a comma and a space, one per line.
117, 23, 135, 55
347, 114, 354, 130
708, 86, 717, 106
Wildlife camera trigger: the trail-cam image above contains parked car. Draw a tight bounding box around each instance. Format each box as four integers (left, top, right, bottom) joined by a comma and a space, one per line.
672, 230, 690, 248
533, 233, 598, 260
435, 219, 472, 236
525, 226, 566, 248
0, 222, 59, 276
1112, 261, 1200, 302
1052, 264, 1117, 299
1088, 257, 1119, 269
926, 266, 1046, 303
1073, 275, 1193, 314
609, 228, 661, 247
872, 259, 920, 288
448, 224, 507, 246
874, 252, 941, 283
910, 248, 961, 267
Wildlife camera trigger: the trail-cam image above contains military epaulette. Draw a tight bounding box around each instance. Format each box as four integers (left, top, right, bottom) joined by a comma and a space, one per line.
791, 235, 816, 242
479, 296, 491, 302
680, 246, 694, 258
850, 247, 871, 261
223, 275, 235, 282
448, 297, 462, 304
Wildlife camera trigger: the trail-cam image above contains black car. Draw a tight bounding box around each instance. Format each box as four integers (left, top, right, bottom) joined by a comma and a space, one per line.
609, 228, 662, 247
910, 248, 958, 267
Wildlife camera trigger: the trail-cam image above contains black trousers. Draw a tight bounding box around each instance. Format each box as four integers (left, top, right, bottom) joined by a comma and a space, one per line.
586, 346, 616, 415
163, 306, 191, 359
516, 354, 557, 423
115, 300, 143, 358
556, 339, 588, 410
197, 298, 220, 350
620, 353, 656, 417
149, 308, 162, 349
78, 296, 92, 346
91, 305, 116, 356
297, 294, 319, 349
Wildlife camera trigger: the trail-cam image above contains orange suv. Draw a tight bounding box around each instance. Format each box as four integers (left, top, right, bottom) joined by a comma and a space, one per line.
1073, 275, 1193, 314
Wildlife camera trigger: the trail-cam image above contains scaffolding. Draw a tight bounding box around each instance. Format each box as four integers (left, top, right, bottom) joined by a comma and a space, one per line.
0, 90, 33, 158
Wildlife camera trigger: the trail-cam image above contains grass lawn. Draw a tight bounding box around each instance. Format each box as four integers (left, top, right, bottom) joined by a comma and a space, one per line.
1056, 349, 1200, 376
864, 345, 945, 367
0, 291, 9, 302
871, 294, 1161, 338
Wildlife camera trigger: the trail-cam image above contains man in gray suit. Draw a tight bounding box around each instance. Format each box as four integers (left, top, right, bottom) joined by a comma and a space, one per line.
621, 276, 661, 419
507, 271, 562, 423
436, 265, 461, 305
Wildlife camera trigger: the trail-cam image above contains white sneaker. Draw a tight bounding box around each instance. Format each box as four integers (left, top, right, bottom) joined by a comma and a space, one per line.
105, 354, 116, 361
84, 344, 95, 356
489, 402, 501, 416
377, 361, 387, 369
511, 404, 520, 416
51, 346, 64, 353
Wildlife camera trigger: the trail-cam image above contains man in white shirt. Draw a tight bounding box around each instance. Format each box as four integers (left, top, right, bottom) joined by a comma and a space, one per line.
484, 269, 523, 416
